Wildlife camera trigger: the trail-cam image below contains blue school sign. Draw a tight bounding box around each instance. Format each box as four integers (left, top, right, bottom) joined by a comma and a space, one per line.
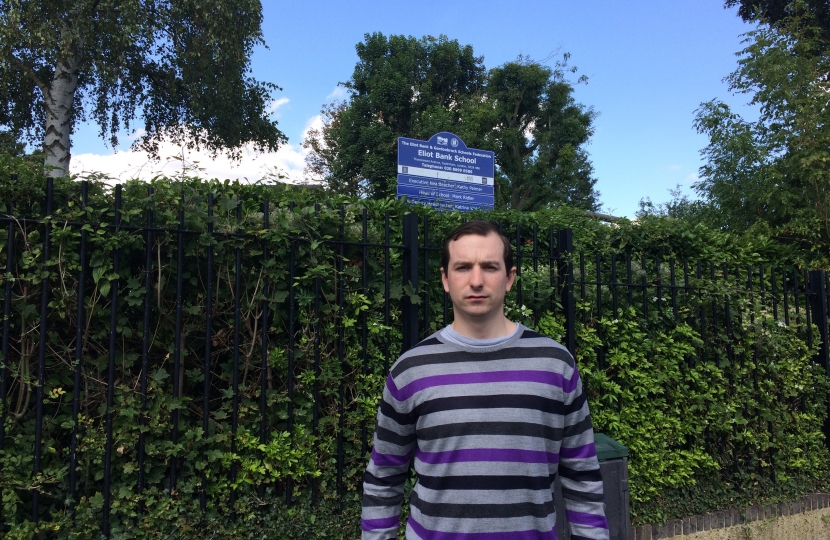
397, 132, 495, 211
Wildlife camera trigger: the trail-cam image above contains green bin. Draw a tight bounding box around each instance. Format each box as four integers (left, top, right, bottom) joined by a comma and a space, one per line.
555, 433, 630, 540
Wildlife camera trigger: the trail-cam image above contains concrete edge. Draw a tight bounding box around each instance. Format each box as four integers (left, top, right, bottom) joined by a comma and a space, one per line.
631, 493, 830, 539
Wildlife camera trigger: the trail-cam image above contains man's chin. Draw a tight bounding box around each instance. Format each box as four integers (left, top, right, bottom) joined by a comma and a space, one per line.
457, 306, 495, 318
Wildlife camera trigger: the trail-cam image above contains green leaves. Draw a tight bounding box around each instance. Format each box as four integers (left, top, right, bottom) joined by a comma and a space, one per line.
305, 33, 485, 199
536, 289, 830, 523
151, 368, 169, 384
89, 492, 104, 510
481, 58, 599, 211
692, 6, 830, 264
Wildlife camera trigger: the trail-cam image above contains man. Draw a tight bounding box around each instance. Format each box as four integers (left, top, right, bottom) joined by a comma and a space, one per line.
361, 220, 609, 540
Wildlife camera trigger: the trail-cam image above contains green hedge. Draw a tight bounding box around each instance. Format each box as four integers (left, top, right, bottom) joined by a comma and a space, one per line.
0, 157, 828, 537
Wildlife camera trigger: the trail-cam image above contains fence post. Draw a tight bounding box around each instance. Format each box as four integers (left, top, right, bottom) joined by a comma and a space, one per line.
0, 174, 17, 532
556, 229, 576, 358
809, 270, 830, 446
401, 213, 420, 353
809, 270, 830, 374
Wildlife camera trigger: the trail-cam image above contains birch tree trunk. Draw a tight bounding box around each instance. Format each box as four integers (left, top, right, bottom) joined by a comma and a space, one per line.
42, 53, 80, 177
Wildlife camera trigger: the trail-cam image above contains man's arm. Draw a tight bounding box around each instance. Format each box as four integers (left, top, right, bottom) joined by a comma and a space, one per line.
561, 365, 610, 540
361, 374, 416, 540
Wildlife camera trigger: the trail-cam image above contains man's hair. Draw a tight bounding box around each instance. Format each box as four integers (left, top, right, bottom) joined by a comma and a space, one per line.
441, 220, 513, 276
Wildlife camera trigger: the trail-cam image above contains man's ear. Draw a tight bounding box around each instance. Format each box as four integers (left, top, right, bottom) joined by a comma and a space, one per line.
505, 267, 517, 292
441, 267, 450, 293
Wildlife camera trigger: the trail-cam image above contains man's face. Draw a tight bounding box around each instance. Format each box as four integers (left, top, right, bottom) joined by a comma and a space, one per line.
441, 232, 516, 323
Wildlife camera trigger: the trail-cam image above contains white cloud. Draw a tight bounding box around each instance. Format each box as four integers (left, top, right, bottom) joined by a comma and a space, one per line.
267, 97, 290, 115
301, 114, 325, 142
683, 172, 699, 184
70, 132, 313, 185
326, 86, 348, 101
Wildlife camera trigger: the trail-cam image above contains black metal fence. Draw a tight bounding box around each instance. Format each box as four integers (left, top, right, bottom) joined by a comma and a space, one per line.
570, 253, 830, 370
1, 178, 829, 534
0, 179, 486, 533
566, 253, 830, 472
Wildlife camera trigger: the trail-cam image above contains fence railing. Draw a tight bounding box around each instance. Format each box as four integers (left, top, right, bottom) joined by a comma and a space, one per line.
570, 253, 827, 364
1, 177, 829, 534
566, 253, 830, 473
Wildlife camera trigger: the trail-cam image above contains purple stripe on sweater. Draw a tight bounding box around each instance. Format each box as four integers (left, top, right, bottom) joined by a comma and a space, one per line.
386, 373, 400, 395
409, 516, 557, 540
416, 447, 559, 465
362, 516, 400, 531
390, 370, 577, 401
560, 443, 596, 460
565, 510, 609, 529
371, 447, 411, 467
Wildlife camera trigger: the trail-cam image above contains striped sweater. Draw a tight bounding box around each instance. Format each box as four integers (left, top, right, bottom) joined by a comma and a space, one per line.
362, 325, 609, 540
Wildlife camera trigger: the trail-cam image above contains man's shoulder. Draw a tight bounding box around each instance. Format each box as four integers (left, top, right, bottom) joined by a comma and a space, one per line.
515, 326, 562, 348
388, 330, 450, 376
513, 326, 575, 367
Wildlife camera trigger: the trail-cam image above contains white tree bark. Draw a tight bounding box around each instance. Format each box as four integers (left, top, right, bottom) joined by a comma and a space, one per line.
43, 53, 80, 177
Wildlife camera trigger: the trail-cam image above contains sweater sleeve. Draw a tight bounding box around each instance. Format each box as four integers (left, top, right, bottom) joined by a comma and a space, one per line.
361, 373, 416, 540
560, 365, 610, 540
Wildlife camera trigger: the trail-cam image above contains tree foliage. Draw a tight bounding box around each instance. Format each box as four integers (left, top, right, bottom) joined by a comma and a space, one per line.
0, 130, 25, 158
480, 58, 598, 211
0, 129, 43, 169
688, 3, 830, 263
304, 34, 599, 211
304, 34, 485, 199
0, 0, 286, 176
726, 0, 830, 43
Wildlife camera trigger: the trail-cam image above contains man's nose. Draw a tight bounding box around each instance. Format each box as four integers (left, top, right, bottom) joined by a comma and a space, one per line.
469, 266, 484, 287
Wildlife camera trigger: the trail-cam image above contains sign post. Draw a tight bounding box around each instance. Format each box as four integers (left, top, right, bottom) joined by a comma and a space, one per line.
397, 132, 494, 212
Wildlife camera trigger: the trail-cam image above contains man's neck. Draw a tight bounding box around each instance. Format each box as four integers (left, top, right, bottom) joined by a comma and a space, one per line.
451, 315, 517, 340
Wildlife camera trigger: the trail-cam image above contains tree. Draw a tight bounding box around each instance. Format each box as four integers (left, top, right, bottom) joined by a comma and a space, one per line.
0, 0, 286, 177
304, 34, 599, 211
475, 58, 598, 211
0, 130, 26, 157
304, 33, 485, 199
693, 5, 830, 254
725, 0, 830, 31
725, 0, 830, 58
0, 129, 44, 170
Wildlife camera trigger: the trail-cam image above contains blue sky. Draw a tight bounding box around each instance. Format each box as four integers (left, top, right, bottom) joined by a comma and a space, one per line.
70, 0, 756, 218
